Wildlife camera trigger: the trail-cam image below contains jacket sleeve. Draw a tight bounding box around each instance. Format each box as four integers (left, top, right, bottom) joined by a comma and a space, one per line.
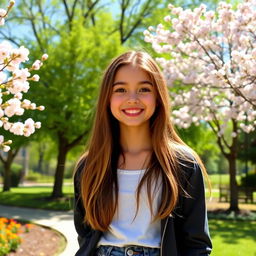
73, 158, 92, 246
174, 162, 212, 256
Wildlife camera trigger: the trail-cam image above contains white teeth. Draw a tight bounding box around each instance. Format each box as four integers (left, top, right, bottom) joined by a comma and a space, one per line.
124, 109, 141, 114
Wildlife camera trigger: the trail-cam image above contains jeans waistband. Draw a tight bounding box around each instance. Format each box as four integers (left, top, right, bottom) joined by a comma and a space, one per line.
96, 245, 160, 256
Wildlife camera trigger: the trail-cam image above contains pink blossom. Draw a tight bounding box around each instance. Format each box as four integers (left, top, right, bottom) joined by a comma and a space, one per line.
4, 98, 22, 117
8, 80, 29, 94
5, 62, 19, 72
38, 106, 45, 111
15, 92, 23, 99
0, 135, 3, 144
12, 46, 30, 64
41, 53, 48, 61
145, 0, 256, 135
164, 16, 171, 22
0, 108, 4, 118
35, 122, 41, 128
0, 9, 7, 17
10, 122, 24, 135
24, 118, 35, 137
0, 41, 12, 60
13, 68, 30, 81
3, 122, 11, 130
0, 71, 7, 83
15, 107, 24, 115
0, 18, 4, 26
30, 103, 36, 109
3, 145, 10, 152
32, 60, 41, 70
22, 99, 31, 108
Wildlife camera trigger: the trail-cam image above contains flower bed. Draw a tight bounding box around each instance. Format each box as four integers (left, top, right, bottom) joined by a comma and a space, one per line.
0, 217, 32, 256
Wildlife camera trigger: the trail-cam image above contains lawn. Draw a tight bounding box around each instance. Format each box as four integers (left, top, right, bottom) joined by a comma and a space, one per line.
0, 185, 256, 256
209, 219, 256, 256
208, 174, 239, 188
0, 185, 74, 211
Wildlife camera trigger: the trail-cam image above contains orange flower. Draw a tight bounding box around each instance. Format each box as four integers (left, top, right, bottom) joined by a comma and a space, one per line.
0, 217, 29, 255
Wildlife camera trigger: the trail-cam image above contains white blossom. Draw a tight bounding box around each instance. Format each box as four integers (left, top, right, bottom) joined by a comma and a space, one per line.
0, 0, 47, 150
145, 0, 256, 135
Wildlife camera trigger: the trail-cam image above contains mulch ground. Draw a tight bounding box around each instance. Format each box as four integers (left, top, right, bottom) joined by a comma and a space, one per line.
8, 223, 66, 256
206, 197, 256, 211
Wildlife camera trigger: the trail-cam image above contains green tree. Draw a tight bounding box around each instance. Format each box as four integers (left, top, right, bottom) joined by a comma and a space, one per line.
0, 0, 222, 197
178, 123, 220, 174
28, 16, 123, 198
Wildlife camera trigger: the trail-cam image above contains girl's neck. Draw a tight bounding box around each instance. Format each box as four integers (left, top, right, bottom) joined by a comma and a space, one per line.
119, 124, 152, 154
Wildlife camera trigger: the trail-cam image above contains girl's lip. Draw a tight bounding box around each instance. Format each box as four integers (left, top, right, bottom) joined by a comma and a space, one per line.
122, 108, 144, 116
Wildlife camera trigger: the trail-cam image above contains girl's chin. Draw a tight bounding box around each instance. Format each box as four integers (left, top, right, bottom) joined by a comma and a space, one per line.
119, 121, 151, 128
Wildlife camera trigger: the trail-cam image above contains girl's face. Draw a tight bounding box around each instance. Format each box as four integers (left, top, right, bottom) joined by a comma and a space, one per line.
110, 64, 157, 129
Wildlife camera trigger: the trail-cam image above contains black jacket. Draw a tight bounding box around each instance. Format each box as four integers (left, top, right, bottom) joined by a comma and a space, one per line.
73, 160, 212, 256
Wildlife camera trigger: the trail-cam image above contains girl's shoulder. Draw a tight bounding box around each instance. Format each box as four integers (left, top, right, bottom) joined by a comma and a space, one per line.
169, 141, 202, 177
169, 141, 197, 162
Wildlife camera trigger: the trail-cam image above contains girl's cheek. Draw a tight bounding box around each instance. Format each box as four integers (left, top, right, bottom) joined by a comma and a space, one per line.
111, 94, 126, 103
140, 94, 156, 102
110, 96, 124, 110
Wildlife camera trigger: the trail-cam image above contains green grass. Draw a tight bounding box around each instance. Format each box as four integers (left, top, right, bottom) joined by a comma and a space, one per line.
209, 219, 256, 256
1, 185, 256, 256
209, 174, 232, 188
0, 185, 74, 211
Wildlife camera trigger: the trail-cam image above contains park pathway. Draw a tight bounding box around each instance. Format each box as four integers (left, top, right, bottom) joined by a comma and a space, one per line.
0, 204, 79, 256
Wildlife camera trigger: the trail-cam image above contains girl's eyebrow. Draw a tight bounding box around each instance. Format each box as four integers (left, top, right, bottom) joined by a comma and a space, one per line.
113, 80, 153, 87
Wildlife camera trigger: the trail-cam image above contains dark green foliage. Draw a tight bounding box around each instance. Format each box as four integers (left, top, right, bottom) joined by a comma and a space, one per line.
240, 173, 256, 188
10, 163, 23, 187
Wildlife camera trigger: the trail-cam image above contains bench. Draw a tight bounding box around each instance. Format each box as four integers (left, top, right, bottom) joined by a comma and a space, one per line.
219, 186, 229, 202
238, 186, 254, 204
218, 186, 254, 203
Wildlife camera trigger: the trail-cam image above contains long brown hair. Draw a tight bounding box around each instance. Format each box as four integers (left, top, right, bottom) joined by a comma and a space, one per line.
76, 51, 208, 231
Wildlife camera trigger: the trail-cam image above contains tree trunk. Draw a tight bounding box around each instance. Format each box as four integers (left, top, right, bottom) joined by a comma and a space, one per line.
227, 156, 239, 212
37, 143, 45, 174
51, 129, 89, 198
2, 149, 19, 192
3, 161, 12, 192
51, 137, 68, 198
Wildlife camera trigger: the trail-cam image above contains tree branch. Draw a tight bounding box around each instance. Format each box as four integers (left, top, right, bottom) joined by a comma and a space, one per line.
37, 0, 47, 30
0, 31, 20, 47
27, 2, 44, 52
70, 0, 80, 21
67, 128, 89, 151
62, 0, 71, 22
0, 153, 5, 164
208, 120, 229, 158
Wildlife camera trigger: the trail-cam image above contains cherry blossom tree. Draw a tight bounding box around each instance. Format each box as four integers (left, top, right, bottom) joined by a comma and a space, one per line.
0, 1, 48, 191
144, 0, 256, 212
0, 1, 46, 153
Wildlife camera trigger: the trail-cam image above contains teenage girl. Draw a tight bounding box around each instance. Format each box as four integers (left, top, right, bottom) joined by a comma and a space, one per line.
73, 51, 212, 256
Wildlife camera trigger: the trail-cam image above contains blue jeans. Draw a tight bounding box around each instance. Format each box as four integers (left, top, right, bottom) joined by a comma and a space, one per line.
95, 245, 160, 256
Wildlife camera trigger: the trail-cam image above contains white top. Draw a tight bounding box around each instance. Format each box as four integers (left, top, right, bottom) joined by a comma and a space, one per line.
97, 169, 162, 248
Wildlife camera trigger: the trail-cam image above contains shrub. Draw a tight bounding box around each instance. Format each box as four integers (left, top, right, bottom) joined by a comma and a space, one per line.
25, 171, 43, 182
240, 173, 256, 187
10, 164, 23, 187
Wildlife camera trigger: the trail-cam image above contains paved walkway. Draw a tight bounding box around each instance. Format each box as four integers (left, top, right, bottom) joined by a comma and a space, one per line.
0, 204, 79, 256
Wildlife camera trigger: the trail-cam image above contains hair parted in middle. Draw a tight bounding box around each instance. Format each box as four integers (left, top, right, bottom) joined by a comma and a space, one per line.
77, 50, 207, 231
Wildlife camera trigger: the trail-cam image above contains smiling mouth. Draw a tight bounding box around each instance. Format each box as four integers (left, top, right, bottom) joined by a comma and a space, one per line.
122, 109, 144, 116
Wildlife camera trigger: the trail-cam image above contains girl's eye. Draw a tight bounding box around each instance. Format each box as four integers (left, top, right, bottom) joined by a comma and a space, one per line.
139, 87, 151, 92
114, 88, 126, 93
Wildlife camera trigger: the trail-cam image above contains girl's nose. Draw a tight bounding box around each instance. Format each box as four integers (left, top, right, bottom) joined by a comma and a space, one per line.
127, 93, 139, 104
